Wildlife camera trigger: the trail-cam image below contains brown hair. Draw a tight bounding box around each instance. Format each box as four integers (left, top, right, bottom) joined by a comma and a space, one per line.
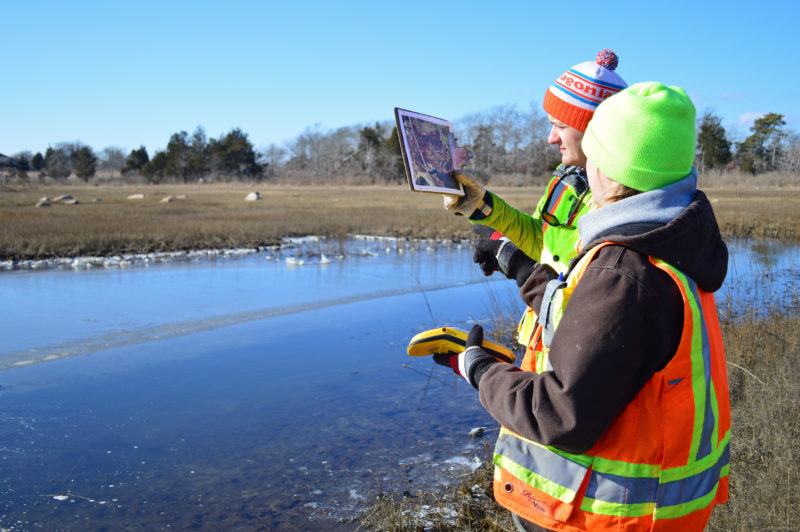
606, 183, 642, 203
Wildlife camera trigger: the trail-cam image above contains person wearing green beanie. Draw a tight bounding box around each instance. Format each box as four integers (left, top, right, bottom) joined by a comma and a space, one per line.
582, 81, 696, 196
434, 82, 731, 532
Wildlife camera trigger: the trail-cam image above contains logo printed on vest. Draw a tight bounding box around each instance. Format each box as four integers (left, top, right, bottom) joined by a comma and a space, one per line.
521, 489, 547, 514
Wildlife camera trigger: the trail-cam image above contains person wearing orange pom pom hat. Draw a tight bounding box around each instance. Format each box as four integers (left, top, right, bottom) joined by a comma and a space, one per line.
442, 50, 628, 350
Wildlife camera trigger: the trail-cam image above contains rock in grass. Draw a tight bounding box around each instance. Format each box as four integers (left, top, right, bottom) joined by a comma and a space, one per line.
127, 193, 144, 200
245, 191, 261, 201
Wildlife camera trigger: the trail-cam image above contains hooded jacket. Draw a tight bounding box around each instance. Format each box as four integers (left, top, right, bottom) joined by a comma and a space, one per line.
477, 171, 728, 455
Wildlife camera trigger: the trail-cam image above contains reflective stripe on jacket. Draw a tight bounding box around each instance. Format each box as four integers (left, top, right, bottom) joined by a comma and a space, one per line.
494, 242, 731, 531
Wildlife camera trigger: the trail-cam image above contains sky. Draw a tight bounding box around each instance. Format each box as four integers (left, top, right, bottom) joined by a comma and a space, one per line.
2, 0, 799, 158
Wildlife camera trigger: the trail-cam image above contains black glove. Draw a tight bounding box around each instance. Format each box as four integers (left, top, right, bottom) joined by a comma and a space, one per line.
473, 238, 503, 276
432, 325, 500, 389
473, 238, 538, 287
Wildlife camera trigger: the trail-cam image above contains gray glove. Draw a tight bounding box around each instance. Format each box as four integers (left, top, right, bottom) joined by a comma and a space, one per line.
432, 324, 500, 389
443, 171, 493, 220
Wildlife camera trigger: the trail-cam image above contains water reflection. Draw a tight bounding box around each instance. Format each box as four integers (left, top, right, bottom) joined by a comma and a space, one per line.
0, 236, 797, 530
722, 238, 800, 318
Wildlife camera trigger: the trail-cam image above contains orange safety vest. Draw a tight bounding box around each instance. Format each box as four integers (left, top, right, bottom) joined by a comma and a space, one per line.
494, 243, 731, 531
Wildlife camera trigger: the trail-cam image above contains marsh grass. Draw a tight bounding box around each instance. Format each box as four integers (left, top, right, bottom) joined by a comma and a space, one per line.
699, 169, 800, 189
707, 311, 800, 531
0, 184, 525, 260
708, 187, 800, 241
2, 183, 800, 260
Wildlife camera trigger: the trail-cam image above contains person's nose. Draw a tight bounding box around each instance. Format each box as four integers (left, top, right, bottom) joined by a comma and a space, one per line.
547, 126, 560, 145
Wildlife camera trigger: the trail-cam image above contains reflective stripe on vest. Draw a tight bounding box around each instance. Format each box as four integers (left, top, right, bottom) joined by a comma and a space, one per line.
495, 243, 731, 529
495, 429, 730, 516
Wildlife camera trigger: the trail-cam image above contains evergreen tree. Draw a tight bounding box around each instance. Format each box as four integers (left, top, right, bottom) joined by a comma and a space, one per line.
123, 146, 150, 175
165, 131, 191, 181
142, 151, 167, 183
188, 126, 210, 178
72, 146, 97, 181
356, 123, 384, 177
12, 152, 31, 172
209, 128, 262, 178
737, 113, 787, 173
31, 152, 44, 171
696, 111, 731, 172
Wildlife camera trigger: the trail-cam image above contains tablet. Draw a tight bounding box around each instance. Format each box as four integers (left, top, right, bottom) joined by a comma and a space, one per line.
394, 107, 464, 195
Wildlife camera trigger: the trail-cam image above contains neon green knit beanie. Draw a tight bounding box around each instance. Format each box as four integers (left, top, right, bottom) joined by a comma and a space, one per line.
581, 81, 696, 191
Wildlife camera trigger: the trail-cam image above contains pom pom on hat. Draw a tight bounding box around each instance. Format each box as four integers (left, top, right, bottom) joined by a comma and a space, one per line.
596, 49, 618, 71
543, 49, 627, 131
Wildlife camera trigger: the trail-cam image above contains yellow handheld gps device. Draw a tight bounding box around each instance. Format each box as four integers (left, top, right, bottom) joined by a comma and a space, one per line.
407, 326, 514, 364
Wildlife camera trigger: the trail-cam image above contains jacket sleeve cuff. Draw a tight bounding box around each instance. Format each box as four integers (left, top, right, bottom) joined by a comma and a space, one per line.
467, 191, 494, 221
460, 346, 500, 389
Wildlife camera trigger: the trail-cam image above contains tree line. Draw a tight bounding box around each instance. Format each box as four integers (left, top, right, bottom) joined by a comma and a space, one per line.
4, 106, 799, 186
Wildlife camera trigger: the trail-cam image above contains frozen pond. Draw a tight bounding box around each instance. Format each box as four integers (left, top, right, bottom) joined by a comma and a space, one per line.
0, 236, 797, 530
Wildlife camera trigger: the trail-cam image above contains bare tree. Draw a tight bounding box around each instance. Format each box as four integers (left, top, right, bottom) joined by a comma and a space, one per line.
455, 103, 554, 182
490, 105, 524, 174
99, 147, 127, 174
777, 132, 800, 173
523, 102, 556, 178
259, 143, 287, 178
286, 124, 361, 181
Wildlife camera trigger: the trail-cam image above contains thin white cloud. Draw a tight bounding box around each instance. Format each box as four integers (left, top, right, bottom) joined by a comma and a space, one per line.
720, 92, 747, 100
737, 111, 765, 127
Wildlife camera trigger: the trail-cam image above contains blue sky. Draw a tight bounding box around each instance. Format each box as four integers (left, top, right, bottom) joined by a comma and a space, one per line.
2, 0, 798, 157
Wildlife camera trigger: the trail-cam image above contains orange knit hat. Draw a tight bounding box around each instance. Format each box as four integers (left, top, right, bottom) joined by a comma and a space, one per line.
543, 50, 627, 132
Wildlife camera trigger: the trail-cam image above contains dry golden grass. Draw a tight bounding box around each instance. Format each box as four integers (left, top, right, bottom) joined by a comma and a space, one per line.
0, 184, 540, 260
2, 183, 800, 260
707, 188, 800, 241
707, 312, 800, 531
699, 169, 800, 189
